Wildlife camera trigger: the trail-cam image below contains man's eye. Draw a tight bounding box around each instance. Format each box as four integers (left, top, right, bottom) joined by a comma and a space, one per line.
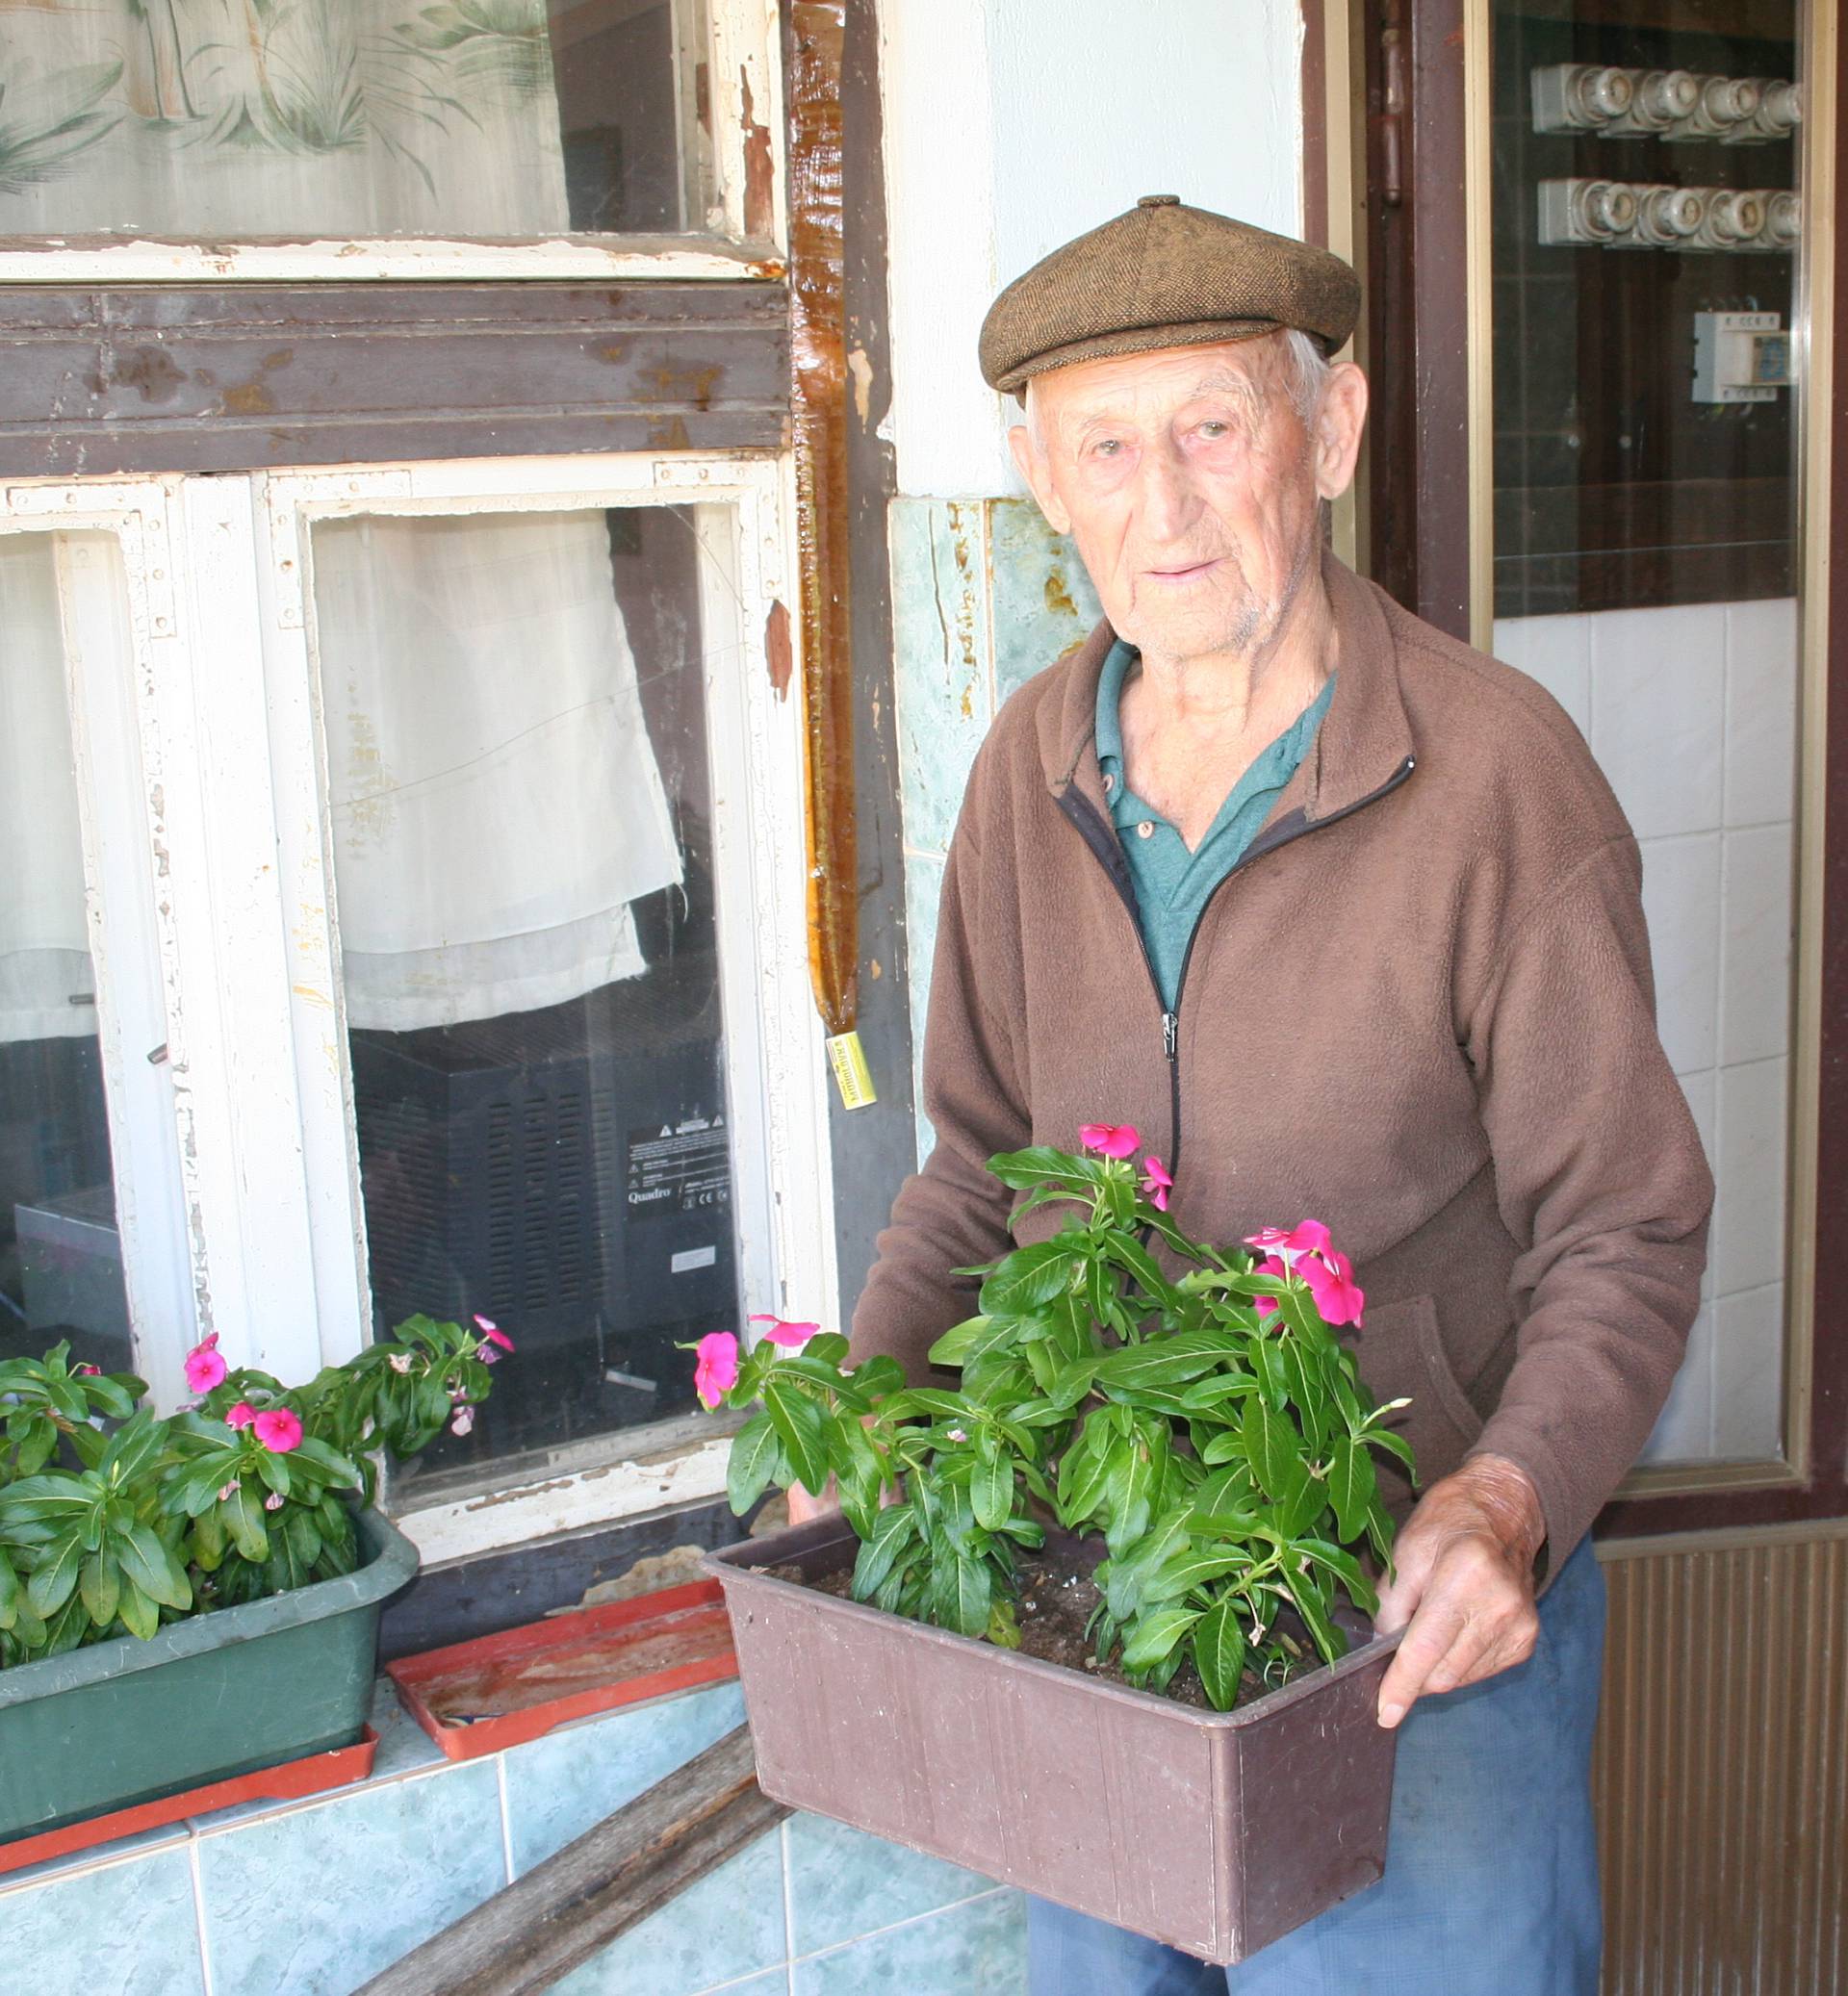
1093, 439, 1122, 457
1198, 421, 1229, 439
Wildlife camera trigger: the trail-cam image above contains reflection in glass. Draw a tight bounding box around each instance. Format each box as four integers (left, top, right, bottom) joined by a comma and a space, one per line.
313, 507, 739, 1487
1490, 0, 1801, 1463
0, 539, 131, 1373
0, 0, 709, 242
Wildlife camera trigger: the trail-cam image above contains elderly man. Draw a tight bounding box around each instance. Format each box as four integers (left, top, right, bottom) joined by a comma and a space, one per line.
832, 197, 1711, 1992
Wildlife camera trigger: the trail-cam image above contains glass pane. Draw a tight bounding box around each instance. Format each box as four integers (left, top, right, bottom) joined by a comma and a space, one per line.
0, 537, 132, 1375
312, 505, 743, 1491
0, 0, 710, 241
1490, 0, 1803, 1462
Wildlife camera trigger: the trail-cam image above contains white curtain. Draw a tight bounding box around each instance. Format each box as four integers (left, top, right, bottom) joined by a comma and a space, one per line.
314, 511, 684, 1032
0, 538, 94, 1042
0, 0, 570, 239
0, 512, 686, 1040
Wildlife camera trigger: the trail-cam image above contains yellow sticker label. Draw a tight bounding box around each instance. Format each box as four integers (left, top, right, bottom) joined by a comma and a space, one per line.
826, 1030, 877, 1110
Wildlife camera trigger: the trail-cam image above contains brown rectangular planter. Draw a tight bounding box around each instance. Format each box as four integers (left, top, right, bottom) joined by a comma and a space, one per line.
707, 1518, 1403, 1965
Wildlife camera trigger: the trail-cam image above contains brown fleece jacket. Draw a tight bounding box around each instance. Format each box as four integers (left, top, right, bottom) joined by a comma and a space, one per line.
853, 551, 1713, 1571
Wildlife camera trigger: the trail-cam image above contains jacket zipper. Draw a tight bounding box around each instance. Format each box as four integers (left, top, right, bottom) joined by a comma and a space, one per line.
1056, 752, 1417, 1173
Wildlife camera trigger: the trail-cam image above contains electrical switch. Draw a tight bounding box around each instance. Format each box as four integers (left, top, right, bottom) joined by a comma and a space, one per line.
1691, 311, 1790, 404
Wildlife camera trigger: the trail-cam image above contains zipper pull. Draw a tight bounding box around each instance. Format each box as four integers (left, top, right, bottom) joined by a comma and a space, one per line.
1163, 1011, 1179, 1062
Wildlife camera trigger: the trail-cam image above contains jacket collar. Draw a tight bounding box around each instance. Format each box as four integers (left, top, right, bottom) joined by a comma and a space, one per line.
1040, 549, 1418, 830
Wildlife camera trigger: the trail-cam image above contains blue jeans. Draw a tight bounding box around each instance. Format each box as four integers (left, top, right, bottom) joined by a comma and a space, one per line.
1027, 1535, 1606, 1996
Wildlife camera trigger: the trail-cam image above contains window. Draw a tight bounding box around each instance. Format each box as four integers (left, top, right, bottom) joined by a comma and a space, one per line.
0, 0, 783, 278
0, 0, 847, 1560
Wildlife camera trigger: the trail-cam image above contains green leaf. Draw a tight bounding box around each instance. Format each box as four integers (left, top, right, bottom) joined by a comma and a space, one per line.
1199, 1428, 1247, 1466
1363, 1421, 1418, 1479
1324, 1432, 1378, 1544
1092, 1343, 1223, 1391
932, 1551, 991, 1638
1096, 1227, 1175, 1304
1282, 1554, 1345, 1664
985, 1146, 1100, 1192
762, 1380, 831, 1496
1119, 1604, 1200, 1671
880, 1388, 969, 1423
116, 1575, 159, 1641
851, 1505, 917, 1600
1241, 1396, 1308, 1512
726, 1413, 785, 1515
979, 1241, 1082, 1318
26, 1530, 85, 1617
117, 1525, 192, 1612
1144, 1548, 1249, 1601
1295, 1538, 1378, 1615
1193, 1597, 1248, 1711
970, 1452, 1013, 1531
79, 1551, 119, 1627
926, 1316, 1016, 1369
223, 1484, 270, 1563
0, 1549, 19, 1630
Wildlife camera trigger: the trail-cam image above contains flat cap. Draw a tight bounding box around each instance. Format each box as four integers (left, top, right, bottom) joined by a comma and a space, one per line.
978, 194, 1361, 396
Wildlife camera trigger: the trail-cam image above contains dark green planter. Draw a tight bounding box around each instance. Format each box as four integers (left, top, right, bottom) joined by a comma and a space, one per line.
0, 1508, 419, 1841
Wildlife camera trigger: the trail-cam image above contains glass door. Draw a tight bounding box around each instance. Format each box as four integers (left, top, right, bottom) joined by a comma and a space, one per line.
1481, 0, 1820, 1479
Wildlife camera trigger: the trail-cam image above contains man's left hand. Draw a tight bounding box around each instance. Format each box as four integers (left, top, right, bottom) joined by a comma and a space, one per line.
1373, 1453, 1546, 1729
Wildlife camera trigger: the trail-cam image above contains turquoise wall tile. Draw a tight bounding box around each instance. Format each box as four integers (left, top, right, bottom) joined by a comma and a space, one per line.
0, 1846, 204, 1995
890, 497, 994, 857
550, 1827, 785, 1996
502, 1681, 746, 1874
989, 498, 1102, 706
792, 1889, 1027, 1994
785, 1813, 997, 1959
901, 852, 945, 1165
197, 1760, 503, 1995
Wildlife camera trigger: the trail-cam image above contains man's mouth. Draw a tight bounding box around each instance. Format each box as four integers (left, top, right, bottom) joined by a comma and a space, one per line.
1143, 557, 1223, 584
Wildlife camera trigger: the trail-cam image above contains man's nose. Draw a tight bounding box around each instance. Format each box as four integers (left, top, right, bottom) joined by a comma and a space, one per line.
1133, 442, 1203, 543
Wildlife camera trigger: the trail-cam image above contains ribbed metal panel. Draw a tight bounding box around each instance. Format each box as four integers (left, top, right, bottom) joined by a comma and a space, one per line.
1596, 1531, 1848, 1995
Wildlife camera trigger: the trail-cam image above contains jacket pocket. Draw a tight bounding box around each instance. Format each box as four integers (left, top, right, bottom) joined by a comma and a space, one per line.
1348, 1293, 1484, 1484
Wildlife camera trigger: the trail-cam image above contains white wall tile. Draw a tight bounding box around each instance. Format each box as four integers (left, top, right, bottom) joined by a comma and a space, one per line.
1723, 598, 1800, 829
1638, 833, 1721, 1075
1710, 1282, 1784, 1461
1637, 1299, 1714, 1466
1494, 613, 1591, 735
1589, 603, 1726, 839
1712, 1057, 1788, 1298
1718, 824, 1795, 1067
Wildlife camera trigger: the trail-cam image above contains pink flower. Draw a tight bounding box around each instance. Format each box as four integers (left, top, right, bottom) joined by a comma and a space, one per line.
1079, 1122, 1141, 1160
388, 1353, 413, 1374
451, 1405, 475, 1437
253, 1408, 302, 1453
1296, 1246, 1366, 1328
218, 1479, 240, 1502
474, 1315, 515, 1353
693, 1330, 741, 1409
749, 1315, 819, 1347
183, 1334, 227, 1395
1245, 1221, 1332, 1261
73, 1363, 101, 1378
264, 1491, 285, 1512
225, 1401, 257, 1430
1252, 1254, 1288, 1320
480, 1344, 500, 1365
1140, 1156, 1172, 1212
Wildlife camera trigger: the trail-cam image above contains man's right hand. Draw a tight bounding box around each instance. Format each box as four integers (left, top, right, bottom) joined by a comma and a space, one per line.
784, 1480, 840, 1526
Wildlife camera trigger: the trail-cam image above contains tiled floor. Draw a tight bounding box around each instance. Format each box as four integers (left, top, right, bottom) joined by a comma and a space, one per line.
0, 1676, 1027, 1996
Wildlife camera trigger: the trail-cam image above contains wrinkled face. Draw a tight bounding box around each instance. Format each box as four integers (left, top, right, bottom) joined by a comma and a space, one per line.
1010, 335, 1361, 665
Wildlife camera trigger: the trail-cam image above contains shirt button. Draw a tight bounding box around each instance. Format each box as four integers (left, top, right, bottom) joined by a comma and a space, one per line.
1137, 820, 1155, 839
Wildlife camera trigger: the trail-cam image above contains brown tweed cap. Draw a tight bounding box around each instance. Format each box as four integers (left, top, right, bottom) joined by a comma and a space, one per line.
978, 194, 1361, 396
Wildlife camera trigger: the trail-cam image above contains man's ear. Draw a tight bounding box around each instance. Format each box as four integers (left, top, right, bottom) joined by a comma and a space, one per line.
1312, 361, 1370, 503
1007, 422, 1071, 535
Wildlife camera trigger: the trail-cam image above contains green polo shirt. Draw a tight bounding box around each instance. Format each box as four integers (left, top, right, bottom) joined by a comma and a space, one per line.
1095, 640, 1335, 1010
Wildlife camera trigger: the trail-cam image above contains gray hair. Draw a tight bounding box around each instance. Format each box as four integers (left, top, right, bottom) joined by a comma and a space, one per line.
1020, 327, 1332, 450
